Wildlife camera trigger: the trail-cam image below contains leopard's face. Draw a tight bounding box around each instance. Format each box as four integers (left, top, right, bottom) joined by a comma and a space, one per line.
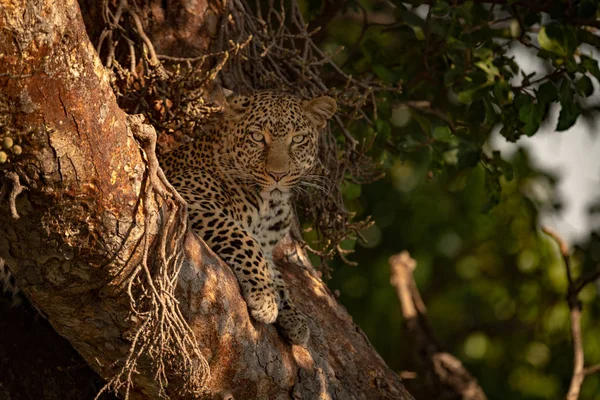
217, 91, 336, 195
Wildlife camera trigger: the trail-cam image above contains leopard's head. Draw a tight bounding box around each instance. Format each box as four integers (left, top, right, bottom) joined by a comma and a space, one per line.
216, 91, 336, 196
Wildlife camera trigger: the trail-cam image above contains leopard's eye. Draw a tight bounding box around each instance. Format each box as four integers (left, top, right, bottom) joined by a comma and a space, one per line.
292, 135, 306, 144
250, 132, 264, 142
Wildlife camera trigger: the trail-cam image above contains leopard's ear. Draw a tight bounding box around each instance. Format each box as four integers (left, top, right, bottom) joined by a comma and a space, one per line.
303, 96, 337, 129
224, 93, 251, 118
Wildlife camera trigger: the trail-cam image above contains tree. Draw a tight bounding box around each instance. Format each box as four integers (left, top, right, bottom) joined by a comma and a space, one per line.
2, 0, 600, 399
0, 0, 411, 398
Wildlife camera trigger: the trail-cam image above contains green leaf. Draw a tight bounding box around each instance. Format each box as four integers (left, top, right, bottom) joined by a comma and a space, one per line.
444, 67, 463, 85
431, 1, 450, 16
556, 80, 581, 131
493, 79, 512, 105
433, 126, 452, 142
457, 86, 489, 104
506, 57, 520, 75
538, 24, 563, 55
411, 110, 432, 135
447, 36, 469, 51
565, 57, 580, 74
458, 89, 475, 104
558, 78, 572, 101
483, 96, 498, 124
377, 95, 392, 120
469, 100, 486, 125
359, 43, 373, 64
556, 101, 580, 131
473, 47, 493, 60
342, 182, 362, 200
373, 65, 397, 83
339, 238, 356, 251
429, 18, 450, 37
523, 102, 545, 137
537, 81, 558, 104
475, 59, 500, 79
576, 75, 594, 97
458, 148, 481, 169
482, 167, 501, 211
514, 92, 544, 136
501, 159, 514, 181
447, 171, 468, 192
516, 94, 533, 122
536, 49, 554, 60
498, 107, 521, 142
538, 23, 578, 57
375, 119, 392, 141
581, 55, 600, 82
403, 11, 425, 28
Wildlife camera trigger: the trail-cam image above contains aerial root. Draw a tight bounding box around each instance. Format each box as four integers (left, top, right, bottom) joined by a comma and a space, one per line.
0, 171, 27, 219
96, 116, 209, 400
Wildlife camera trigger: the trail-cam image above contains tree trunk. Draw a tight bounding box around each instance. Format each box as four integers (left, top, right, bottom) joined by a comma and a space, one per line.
0, 0, 413, 398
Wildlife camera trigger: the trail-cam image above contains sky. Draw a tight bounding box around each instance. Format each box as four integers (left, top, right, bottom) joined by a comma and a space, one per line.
491, 44, 600, 244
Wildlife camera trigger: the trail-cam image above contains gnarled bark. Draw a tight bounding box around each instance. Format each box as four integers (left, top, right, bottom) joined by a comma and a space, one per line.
0, 0, 413, 398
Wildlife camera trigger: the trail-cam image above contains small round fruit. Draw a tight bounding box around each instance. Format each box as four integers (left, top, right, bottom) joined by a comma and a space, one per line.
2, 137, 13, 150
0, 151, 7, 163
12, 145, 22, 155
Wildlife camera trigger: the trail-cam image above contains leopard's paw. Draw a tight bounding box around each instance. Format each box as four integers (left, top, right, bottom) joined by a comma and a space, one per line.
246, 286, 279, 324
276, 304, 310, 345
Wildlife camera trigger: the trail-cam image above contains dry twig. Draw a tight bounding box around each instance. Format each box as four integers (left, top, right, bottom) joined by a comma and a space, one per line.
542, 226, 600, 400
389, 251, 488, 400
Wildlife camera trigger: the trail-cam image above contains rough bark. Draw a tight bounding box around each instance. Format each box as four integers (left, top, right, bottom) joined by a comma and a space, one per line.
0, 0, 413, 399
0, 0, 167, 397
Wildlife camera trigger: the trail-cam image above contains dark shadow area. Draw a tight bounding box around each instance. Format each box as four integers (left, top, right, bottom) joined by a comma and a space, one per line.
0, 294, 118, 400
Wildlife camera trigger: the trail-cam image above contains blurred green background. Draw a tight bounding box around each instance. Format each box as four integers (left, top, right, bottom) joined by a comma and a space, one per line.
329, 149, 600, 400
299, 1, 600, 399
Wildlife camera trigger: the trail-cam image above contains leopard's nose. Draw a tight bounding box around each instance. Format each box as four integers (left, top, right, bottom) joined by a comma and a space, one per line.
268, 171, 288, 182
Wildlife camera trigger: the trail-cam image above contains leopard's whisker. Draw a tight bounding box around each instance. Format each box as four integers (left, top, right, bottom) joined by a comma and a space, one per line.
297, 181, 334, 200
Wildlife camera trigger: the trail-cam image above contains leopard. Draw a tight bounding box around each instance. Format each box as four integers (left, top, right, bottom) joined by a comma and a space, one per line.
159, 90, 337, 345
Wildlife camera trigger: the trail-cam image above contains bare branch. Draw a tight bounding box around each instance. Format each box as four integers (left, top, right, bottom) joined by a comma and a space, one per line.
389, 251, 488, 400
542, 226, 599, 400
541, 226, 573, 285
584, 364, 600, 376
566, 306, 585, 400
574, 265, 600, 293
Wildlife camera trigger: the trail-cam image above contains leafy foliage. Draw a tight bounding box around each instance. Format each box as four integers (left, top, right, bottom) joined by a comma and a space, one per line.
315, 0, 600, 207
302, 1, 600, 399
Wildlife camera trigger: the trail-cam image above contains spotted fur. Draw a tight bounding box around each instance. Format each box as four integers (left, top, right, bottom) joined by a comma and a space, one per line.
160, 91, 336, 345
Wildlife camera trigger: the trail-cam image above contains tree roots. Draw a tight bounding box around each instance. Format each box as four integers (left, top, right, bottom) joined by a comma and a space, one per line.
0, 171, 27, 219
96, 116, 209, 399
